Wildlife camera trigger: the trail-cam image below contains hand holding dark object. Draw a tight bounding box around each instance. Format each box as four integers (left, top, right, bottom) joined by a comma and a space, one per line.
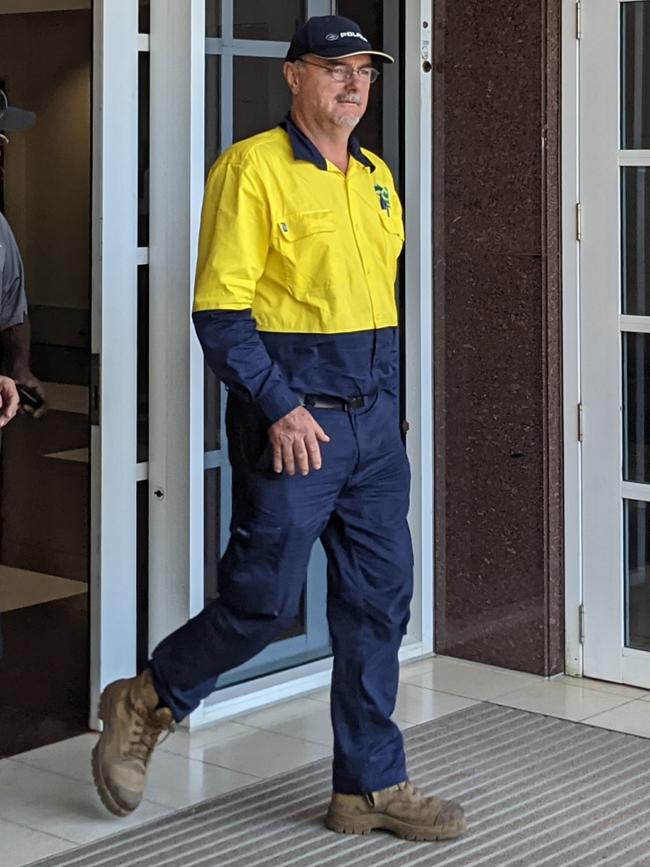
268, 406, 330, 476
14, 371, 46, 418
0, 375, 19, 427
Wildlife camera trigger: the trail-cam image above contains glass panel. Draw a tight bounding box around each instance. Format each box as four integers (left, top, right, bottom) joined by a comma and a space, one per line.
621, 167, 650, 315
623, 333, 650, 482
625, 499, 650, 650
137, 267, 149, 463
233, 57, 291, 142
621, 1, 650, 150
234, 1, 304, 41
139, 0, 150, 34
138, 51, 150, 247
206, 1, 222, 38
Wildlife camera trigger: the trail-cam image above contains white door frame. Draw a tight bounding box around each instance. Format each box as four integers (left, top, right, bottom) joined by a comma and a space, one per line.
89, 0, 140, 726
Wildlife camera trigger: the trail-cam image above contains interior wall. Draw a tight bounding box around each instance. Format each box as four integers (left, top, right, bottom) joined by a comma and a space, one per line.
432, 0, 564, 676
0, 9, 91, 312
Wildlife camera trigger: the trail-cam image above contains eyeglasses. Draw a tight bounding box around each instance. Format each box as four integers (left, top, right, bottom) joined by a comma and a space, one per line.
296, 58, 380, 84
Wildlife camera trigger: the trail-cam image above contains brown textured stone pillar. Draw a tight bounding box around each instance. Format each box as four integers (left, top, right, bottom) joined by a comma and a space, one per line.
432, 0, 564, 675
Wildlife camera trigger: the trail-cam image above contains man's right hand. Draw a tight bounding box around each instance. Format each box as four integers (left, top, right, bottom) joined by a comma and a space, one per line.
0, 375, 19, 427
268, 406, 330, 476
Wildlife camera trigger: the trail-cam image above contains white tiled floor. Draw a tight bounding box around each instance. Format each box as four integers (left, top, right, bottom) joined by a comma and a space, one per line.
1, 656, 649, 867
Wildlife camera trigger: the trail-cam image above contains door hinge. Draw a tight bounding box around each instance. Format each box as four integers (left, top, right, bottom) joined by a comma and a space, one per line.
576, 1, 582, 40
576, 203, 583, 241
578, 603, 585, 645
577, 402, 584, 442
90, 352, 100, 426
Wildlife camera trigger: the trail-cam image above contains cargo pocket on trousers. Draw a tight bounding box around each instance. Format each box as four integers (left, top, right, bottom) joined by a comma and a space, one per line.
217, 523, 289, 616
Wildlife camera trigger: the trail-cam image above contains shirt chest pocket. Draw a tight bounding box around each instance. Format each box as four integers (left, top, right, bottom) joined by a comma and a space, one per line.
273, 210, 338, 294
378, 211, 405, 261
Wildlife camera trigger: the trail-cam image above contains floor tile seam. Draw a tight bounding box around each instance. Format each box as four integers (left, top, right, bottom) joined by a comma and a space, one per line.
484, 692, 640, 720
397, 678, 543, 702
559, 677, 650, 700
579, 695, 650, 722
9, 748, 266, 789
0, 814, 80, 846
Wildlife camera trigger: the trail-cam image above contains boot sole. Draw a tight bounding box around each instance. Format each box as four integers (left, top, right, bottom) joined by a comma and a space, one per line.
91, 694, 136, 818
325, 809, 466, 842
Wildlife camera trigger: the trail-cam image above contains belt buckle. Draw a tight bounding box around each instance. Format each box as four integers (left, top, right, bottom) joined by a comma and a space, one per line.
344, 395, 365, 411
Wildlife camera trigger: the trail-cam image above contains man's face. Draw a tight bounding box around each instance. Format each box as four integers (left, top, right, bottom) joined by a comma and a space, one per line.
285, 53, 373, 131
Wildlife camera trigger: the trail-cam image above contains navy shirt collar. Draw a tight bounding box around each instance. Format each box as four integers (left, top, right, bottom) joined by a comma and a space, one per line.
279, 114, 376, 173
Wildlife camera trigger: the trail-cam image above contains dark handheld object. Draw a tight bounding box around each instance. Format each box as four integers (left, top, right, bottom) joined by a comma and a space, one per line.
17, 383, 44, 412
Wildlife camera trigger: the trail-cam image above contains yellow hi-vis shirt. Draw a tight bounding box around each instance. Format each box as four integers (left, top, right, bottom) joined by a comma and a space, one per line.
193, 124, 404, 335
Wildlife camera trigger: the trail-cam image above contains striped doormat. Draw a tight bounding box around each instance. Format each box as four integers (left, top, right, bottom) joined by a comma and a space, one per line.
29, 702, 650, 866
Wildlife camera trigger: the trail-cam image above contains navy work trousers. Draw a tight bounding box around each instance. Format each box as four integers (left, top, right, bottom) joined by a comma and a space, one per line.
149, 389, 414, 794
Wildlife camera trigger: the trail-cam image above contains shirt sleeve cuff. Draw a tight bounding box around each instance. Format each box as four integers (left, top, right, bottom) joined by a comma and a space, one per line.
257, 382, 302, 425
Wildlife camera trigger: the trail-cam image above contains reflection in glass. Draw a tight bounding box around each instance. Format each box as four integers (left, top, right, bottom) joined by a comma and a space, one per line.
622, 167, 650, 315
206, 0, 222, 37
204, 468, 221, 604
138, 51, 150, 247
621, 1, 650, 149
205, 55, 221, 170
139, 1, 150, 34
204, 364, 220, 452
233, 57, 291, 142
234, 0, 304, 40
625, 499, 650, 651
136, 480, 149, 670
137, 267, 149, 463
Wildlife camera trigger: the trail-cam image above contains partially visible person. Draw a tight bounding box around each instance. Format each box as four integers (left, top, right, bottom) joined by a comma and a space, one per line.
0, 89, 45, 658
0, 88, 46, 417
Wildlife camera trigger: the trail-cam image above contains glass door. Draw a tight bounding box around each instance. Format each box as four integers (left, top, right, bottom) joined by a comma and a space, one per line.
581, 0, 650, 686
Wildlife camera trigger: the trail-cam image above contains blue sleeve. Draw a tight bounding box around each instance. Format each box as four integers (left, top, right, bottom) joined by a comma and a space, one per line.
193, 309, 301, 424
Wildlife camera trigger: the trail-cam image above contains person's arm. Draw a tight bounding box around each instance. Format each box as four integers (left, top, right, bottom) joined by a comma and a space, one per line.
2, 316, 46, 416
193, 156, 329, 473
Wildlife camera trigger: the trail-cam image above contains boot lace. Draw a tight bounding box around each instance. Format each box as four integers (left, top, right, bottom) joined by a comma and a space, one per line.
126, 708, 174, 765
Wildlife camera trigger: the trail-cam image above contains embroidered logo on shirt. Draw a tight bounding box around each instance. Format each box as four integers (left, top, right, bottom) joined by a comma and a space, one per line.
374, 183, 391, 216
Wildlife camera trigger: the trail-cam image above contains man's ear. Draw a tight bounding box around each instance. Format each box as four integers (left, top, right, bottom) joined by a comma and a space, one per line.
283, 61, 300, 95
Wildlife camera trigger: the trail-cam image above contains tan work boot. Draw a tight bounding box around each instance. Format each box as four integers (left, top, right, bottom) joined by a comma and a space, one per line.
326, 780, 466, 841
91, 669, 174, 817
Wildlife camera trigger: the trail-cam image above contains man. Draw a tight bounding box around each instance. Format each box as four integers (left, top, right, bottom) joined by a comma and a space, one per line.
92, 16, 466, 843
0, 89, 46, 415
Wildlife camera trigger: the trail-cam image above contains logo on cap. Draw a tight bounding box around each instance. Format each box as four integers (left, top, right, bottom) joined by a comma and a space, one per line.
325, 32, 339, 40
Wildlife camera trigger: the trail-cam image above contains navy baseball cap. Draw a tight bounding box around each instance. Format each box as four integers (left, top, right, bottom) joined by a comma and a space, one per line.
286, 15, 394, 64
0, 90, 35, 132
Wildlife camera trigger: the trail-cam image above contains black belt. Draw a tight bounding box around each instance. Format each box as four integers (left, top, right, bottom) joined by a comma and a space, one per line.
301, 393, 368, 411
